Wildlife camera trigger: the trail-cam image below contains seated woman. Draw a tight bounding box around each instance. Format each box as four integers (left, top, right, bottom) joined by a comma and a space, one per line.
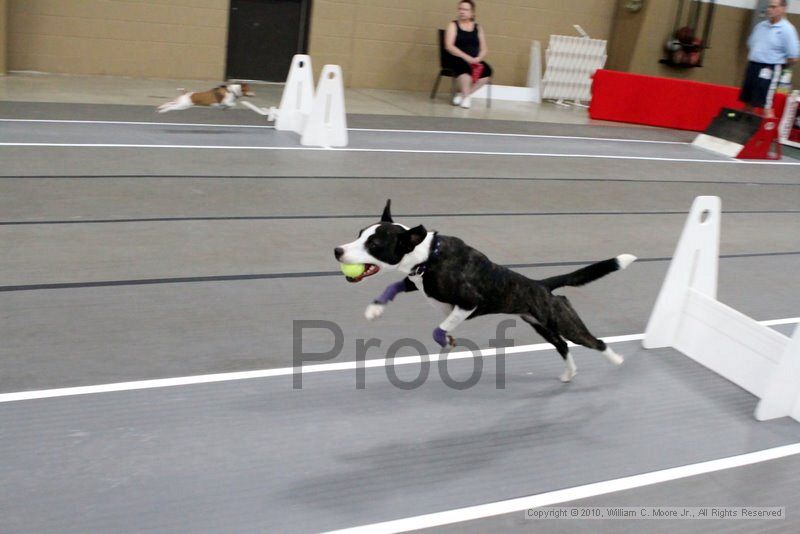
444, 0, 492, 109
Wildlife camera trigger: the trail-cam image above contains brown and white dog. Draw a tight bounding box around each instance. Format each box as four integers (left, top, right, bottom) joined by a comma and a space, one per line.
157, 83, 255, 113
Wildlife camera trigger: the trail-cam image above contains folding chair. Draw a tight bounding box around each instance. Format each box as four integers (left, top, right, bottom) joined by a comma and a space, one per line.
430, 29, 491, 108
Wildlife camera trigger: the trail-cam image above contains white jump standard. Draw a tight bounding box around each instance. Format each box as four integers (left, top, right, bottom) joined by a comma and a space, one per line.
644, 196, 800, 423
242, 54, 349, 148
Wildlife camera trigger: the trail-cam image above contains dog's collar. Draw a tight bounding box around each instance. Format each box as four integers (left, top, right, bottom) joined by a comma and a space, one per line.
409, 233, 440, 277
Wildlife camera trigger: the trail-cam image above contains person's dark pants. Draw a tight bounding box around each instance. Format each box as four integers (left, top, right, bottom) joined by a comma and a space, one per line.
444, 56, 493, 79
739, 61, 780, 109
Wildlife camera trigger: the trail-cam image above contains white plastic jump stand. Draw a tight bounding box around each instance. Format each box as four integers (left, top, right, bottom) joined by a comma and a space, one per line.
757, 326, 800, 421
276, 54, 315, 134
643, 196, 720, 348
301, 64, 348, 148
643, 196, 800, 423
779, 90, 800, 149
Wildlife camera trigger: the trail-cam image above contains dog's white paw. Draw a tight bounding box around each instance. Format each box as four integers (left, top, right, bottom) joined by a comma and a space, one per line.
603, 348, 624, 366
560, 367, 577, 383
365, 303, 385, 321
616, 254, 637, 270
560, 354, 577, 382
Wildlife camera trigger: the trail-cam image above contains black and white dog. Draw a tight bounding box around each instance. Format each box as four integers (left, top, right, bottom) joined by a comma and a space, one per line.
334, 200, 636, 382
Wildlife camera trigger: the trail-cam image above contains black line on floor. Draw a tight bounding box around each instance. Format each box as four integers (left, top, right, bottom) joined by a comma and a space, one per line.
2, 252, 798, 293
1, 175, 798, 186
2, 210, 799, 226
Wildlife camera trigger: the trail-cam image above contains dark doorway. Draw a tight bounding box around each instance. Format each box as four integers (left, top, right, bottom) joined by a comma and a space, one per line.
226, 0, 312, 82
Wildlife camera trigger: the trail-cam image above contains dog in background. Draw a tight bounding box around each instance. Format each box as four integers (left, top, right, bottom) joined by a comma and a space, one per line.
334, 200, 636, 382
157, 83, 254, 113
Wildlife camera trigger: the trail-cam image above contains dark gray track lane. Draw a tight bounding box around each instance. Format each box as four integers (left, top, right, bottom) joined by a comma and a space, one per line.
2, 340, 800, 534
2, 177, 799, 222
1, 208, 798, 287
1, 257, 798, 393
3, 147, 798, 185
0, 101, 699, 142
0, 120, 728, 161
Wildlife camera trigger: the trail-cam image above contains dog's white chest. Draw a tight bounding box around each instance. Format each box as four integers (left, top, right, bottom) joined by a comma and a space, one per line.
221, 91, 237, 107
408, 273, 424, 289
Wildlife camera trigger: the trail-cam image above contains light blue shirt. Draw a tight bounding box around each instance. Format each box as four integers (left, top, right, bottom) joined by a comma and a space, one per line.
748, 18, 800, 64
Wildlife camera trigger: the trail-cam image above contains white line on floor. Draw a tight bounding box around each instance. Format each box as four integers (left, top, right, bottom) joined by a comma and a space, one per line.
326, 442, 800, 533
3, 142, 791, 165
0, 118, 688, 144
350, 127, 690, 145
0, 118, 277, 129
0, 317, 796, 403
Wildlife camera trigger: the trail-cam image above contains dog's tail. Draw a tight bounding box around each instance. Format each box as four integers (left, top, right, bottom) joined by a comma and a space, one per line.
157, 100, 179, 113
542, 254, 636, 291
157, 94, 193, 113
157, 99, 187, 113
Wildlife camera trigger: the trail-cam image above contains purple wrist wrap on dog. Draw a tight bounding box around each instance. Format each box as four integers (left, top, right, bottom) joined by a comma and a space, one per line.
375, 280, 406, 305
433, 327, 448, 347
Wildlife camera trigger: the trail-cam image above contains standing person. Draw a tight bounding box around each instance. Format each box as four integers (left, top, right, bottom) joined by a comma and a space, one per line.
444, 0, 492, 109
739, 0, 799, 116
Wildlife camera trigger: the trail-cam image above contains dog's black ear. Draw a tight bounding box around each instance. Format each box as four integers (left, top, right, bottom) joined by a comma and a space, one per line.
399, 225, 427, 252
381, 199, 393, 223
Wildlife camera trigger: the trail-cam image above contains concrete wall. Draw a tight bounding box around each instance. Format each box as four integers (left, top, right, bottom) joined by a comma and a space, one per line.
608, 0, 800, 88
6, 0, 229, 80
1, 0, 797, 89
308, 0, 617, 90
606, 0, 647, 74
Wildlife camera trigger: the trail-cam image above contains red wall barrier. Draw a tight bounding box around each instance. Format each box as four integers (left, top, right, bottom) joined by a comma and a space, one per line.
589, 69, 786, 132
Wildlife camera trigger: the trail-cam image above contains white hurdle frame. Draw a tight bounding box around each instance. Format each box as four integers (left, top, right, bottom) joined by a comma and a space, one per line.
242, 54, 348, 148
241, 54, 315, 129
300, 64, 348, 148
643, 196, 800, 423
778, 89, 800, 149
275, 54, 316, 135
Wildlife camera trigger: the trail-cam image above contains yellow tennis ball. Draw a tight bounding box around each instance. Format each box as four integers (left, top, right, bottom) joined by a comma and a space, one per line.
340, 263, 366, 278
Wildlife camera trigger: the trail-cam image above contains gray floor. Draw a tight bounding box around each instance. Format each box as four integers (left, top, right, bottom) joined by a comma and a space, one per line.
426, 452, 800, 534
1, 101, 799, 533
2, 340, 800, 534
0, 110, 720, 161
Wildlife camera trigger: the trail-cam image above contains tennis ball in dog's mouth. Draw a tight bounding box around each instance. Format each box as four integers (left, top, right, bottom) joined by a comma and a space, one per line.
340, 263, 366, 278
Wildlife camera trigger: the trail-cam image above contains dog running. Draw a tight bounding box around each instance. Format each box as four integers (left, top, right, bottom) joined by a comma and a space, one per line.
156, 83, 254, 113
334, 200, 636, 382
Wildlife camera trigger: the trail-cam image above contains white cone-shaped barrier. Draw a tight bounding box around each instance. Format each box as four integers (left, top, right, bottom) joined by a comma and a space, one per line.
756, 327, 800, 421
276, 54, 315, 134
643, 196, 720, 348
301, 65, 348, 148
643, 195, 800, 423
